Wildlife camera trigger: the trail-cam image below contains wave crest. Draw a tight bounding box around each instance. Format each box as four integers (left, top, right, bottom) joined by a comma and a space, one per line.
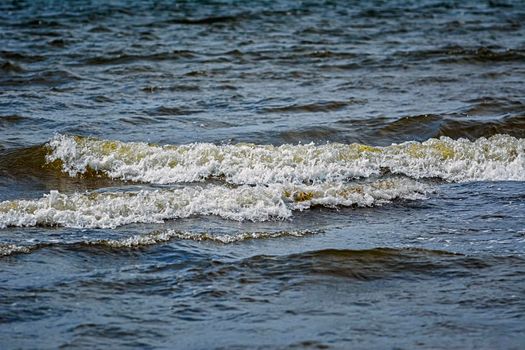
0, 179, 427, 228
0, 229, 320, 257
45, 134, 525, 184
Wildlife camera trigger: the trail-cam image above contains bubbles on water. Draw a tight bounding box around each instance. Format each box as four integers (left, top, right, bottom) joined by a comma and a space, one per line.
46, 134, 525, 184
0, 179, 428, 229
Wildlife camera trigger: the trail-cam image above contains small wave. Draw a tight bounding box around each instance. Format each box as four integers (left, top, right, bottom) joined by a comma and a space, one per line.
372, 114, 525, 141
446, 47, 525, 63
48, 38, 68, 48
5, 242, 522, 281
395, 46, 525, 64
118, 116, 159, 126
0, 61, 24, 73
0, 69, 82, 87
0, 243, 33, 257
0, 50, 46, 63
147, 106, 202, 116
162, 14, 245, 26
218, 248, 524, 284
462, 97, 525, 117
83, 50, 196, 65
436, 116, 525, 140
15, 19, 67, 29
142, 85, 201, 93
262, 100, 364, 113
0, 114, 28, 126
45, 134, 525, 184
97, 229, 319, 247
0, 179, 428, 229
0, 230, 319, 257
198, 248, 490, 283
278, 126, 343, 143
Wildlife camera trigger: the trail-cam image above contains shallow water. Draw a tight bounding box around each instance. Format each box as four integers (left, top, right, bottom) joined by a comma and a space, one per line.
1, 1, 525, 349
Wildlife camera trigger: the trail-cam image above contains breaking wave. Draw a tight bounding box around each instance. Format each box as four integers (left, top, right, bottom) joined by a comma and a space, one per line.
45, 134, 525, 184
0, 178, 427, 228
1, 134, 523, 230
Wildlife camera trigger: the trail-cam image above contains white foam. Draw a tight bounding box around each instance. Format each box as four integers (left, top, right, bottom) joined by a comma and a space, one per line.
0, 179, 428, 229
0, 243, 31, 257
99, 229, 319, 247
0, 230, 320, 257
46, 134, 525, 184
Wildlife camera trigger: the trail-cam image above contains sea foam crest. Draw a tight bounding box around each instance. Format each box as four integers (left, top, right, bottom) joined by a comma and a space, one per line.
0, 243, 32, 257
46, 134, 525, 184
0, 179, 427, 229
98, 229, 319, 247
0, 230, 320, 257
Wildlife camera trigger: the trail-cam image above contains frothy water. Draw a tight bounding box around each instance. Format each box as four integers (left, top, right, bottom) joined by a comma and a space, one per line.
46, 133, 525, 184
0, 229, 319, 257
1, 0, 525, 349
0, 178, 429, 228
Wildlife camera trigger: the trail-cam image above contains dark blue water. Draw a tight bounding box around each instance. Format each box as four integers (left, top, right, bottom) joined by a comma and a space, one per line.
1, 1, 525, 349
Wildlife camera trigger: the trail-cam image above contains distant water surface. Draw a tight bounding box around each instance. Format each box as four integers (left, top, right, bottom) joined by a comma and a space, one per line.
1, 1, 524, 349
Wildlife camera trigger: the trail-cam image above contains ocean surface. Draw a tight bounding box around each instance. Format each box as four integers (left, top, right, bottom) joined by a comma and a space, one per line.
1, 0, 525, 349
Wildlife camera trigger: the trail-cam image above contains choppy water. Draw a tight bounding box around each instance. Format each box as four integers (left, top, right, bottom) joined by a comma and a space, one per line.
1, 0, 525, 349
